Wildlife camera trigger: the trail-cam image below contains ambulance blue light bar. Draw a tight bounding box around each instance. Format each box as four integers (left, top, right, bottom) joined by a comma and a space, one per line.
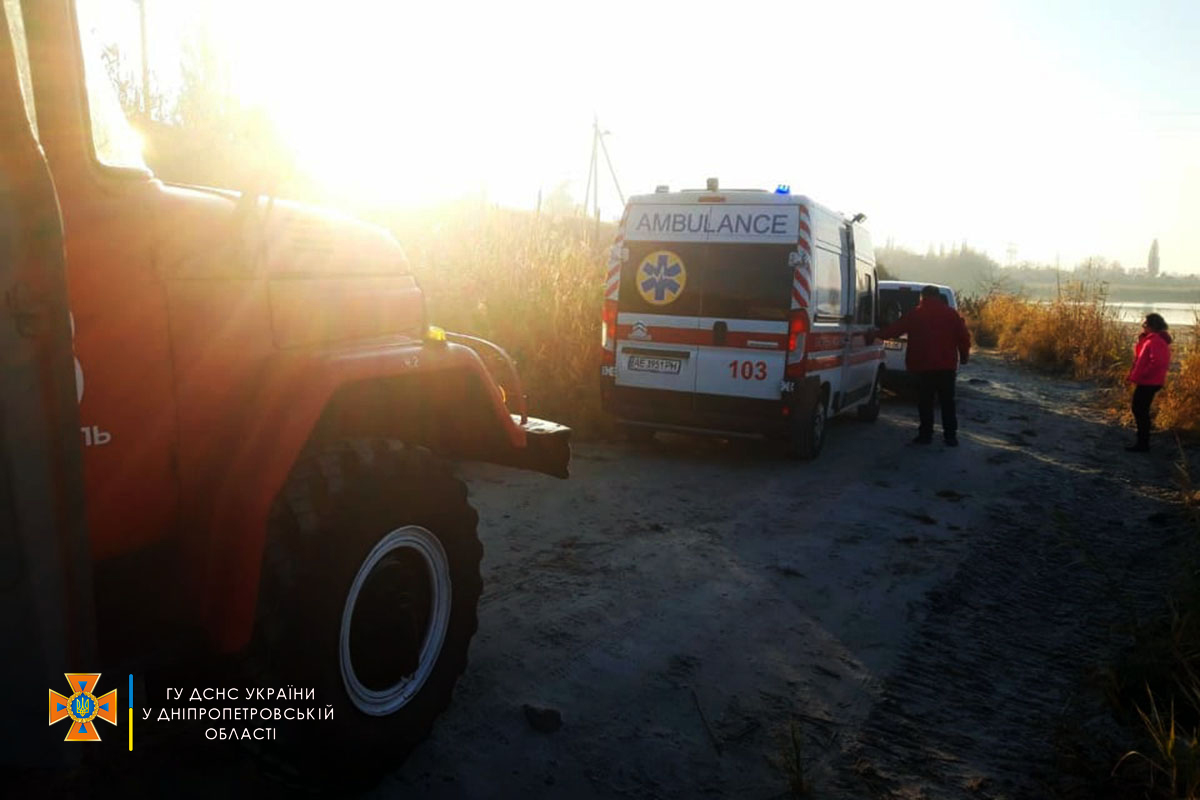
775, 184, 791, 195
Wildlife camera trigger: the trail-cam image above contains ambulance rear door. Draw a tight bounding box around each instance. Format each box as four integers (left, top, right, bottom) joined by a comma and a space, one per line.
614, 218, 703, 396
694, 241, 794, 401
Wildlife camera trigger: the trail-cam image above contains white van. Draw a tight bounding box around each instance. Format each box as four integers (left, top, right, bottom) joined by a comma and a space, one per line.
877, 280, 957, 388
599, 181, 884, 459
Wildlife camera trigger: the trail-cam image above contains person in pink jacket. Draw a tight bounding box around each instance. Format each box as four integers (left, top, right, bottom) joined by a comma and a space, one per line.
1125, 312, 1172, 452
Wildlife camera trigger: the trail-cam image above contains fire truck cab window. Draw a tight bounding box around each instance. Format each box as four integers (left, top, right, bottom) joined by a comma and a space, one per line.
75, 0, 148, 171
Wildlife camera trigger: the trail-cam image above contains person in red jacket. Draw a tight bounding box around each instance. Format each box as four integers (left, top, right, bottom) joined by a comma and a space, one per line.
869, 285, 972, 446
1125, 312, 1172, 452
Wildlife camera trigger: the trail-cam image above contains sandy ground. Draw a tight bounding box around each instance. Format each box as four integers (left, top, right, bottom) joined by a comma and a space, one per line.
380, 350, 1191, 800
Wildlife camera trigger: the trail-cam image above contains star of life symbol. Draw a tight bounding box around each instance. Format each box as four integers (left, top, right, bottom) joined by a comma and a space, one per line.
637, 250, 686, 306
49, 673, 117, 742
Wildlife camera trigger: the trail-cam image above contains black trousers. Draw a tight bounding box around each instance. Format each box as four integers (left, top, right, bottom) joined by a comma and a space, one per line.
1131, 384, 1162, 445
916, 370, 958, 438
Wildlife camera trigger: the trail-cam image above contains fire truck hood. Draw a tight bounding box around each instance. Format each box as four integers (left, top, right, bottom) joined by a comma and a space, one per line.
155, 183, 410, 279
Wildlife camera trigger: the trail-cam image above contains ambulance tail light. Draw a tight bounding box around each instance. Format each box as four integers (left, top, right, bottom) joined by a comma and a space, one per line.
601, 300, 618, 364
786, 310, 808, 353
785, 310, 808, 379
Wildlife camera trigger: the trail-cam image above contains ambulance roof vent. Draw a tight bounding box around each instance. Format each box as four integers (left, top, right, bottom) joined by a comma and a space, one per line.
706, 177, 719, 191
655, 184, 670, 193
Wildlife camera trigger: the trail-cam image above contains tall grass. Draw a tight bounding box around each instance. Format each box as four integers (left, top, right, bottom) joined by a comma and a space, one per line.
1159, 321, 1200, 435
1109, 445, 1200, 798
373, 204, 615, 436
1116, 688, 1200, 798
963, 284, 1200, 435
961, 280, 1127, 379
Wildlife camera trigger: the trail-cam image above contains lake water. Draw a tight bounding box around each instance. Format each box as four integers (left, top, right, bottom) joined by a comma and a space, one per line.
1111, 301, 1200, 327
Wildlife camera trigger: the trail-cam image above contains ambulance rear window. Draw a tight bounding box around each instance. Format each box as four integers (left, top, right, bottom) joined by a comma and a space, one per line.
880, 287, 921, 318
619, 243, 704, 317
699, 244, 793, 321
618, 242, 793, 320
879, 286, 956, 326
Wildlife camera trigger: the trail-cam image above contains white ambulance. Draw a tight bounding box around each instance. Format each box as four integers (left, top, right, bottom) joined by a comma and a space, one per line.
877, 280, 958, 389
599, 180, 884, 459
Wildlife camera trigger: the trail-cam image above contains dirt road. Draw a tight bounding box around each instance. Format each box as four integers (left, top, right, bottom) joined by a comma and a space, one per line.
384, 351, 1190, 799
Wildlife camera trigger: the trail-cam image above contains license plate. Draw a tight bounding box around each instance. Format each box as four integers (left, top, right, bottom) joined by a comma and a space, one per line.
884, 340, 904, 351
627, 354, 682, 374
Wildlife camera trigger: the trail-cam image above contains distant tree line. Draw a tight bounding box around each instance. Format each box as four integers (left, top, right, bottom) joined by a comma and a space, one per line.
877, 239, 1195, 300
875, 242, 1010, 296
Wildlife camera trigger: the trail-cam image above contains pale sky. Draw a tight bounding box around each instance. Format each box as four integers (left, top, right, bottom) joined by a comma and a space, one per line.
130, 0, 1199, 274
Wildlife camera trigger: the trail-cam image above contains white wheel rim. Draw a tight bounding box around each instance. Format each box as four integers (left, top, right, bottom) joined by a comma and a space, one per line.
339, 526, 452, 716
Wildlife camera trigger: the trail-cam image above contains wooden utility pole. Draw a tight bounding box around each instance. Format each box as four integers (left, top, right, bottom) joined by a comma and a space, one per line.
581, 115, 624, 238
583, 129, 595, 219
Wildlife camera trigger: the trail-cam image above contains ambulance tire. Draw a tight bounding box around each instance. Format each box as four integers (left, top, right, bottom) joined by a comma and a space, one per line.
250, 439, 481, 790
857, 370, 882, 422
791, 389, 828, 460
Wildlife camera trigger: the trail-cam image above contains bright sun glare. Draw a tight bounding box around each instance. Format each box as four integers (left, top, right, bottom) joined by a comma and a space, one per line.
114, 0, 1200, 273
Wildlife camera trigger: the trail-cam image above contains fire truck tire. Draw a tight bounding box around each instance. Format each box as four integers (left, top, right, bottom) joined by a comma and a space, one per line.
791, 389, 828, 460
857, 370, 882, 422
252, 439, 481, 788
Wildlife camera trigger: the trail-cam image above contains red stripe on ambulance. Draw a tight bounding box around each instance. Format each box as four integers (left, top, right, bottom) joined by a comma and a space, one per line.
604, 208, 630, 301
